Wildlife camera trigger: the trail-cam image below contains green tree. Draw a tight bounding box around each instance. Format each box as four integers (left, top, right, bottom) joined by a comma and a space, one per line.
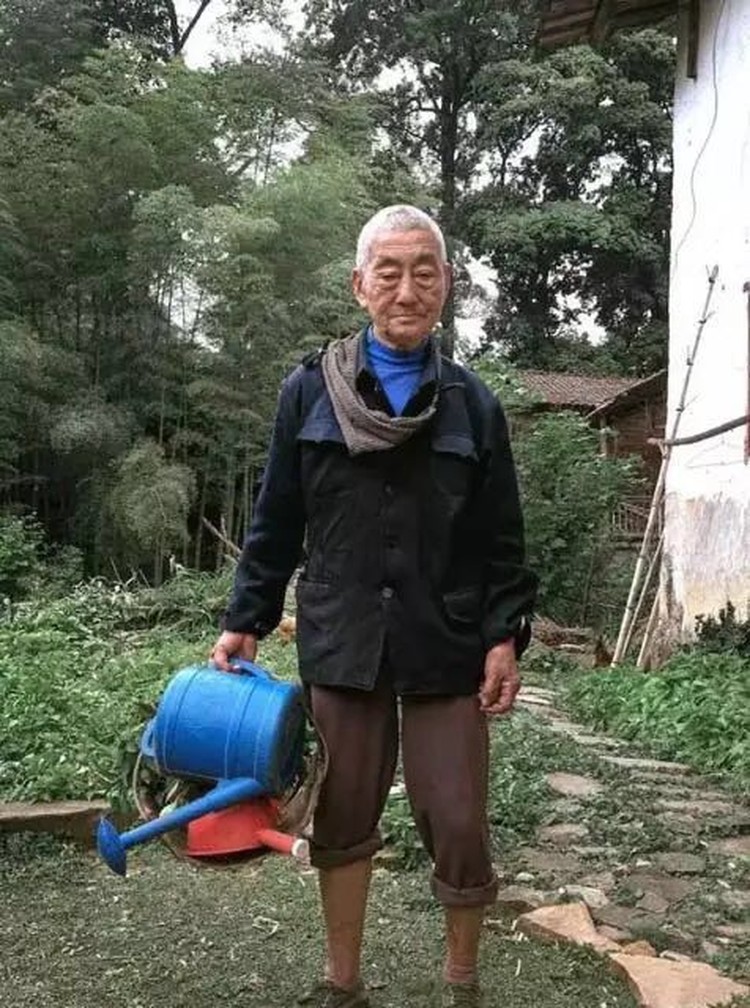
0, 198, 22, 316
0, 0, 286, 112
0, 512, 43, 600
464, 29, 674, 375
304, 0, 539, 356
109, 440, 196, 584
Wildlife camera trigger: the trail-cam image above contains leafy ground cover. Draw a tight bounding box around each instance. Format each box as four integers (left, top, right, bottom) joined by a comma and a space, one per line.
0, 572, 247, 807
565, 651, 750, 790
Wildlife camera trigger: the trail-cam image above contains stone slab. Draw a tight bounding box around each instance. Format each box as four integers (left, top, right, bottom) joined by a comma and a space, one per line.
655, 812, 702, 834
600, 756, 692, 775
622, 940, 658, 957
660, 951, 694, 963
720, 890, 750, 912
0, 800, 110, 847
623, 873, 695, 905
571, 845, 620, 859
592, 904, 665, 932
518, 687, 556, 700
517, 848, 583, 875
578, 870, 617, 893
516, 694, 553, 707
537, 822, 590, 846
547, 719, 587, 734
599, 924, 635, 943
708, 835, 750, 857
609, 953, 748, 1008
560, 885, 609, 909
495, 886, 549, 916
653, 852, 706, 875
714, 923, 750, 939
654, 798, 738, 817
517, 902, 620, 954
545, 772, 604, 799
570, 733, 626, 749
638, 892, 670, 915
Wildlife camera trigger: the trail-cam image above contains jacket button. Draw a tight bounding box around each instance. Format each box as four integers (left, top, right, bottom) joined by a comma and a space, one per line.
381, 586, 394, 600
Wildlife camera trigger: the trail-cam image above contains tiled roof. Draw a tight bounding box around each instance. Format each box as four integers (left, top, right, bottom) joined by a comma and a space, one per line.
517, 370, 637, 409
588, 369, 667, 418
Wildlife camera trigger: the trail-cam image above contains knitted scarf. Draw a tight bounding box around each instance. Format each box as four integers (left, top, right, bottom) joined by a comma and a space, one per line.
321, 332, 437, 456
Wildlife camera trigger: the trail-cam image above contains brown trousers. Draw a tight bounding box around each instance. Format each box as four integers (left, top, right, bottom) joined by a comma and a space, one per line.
308, 675, 498, 907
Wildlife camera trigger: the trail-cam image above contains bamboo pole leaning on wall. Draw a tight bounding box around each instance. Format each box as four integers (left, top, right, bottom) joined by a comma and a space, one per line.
611, 265, 719, 667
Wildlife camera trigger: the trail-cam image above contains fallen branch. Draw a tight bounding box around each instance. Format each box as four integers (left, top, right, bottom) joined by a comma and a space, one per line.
201, 516, 241, 559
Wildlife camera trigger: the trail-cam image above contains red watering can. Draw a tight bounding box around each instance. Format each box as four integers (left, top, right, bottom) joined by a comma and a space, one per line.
186, 797, 309, 861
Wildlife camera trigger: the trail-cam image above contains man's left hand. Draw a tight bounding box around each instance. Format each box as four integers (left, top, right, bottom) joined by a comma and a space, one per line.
479, 640, 520, 715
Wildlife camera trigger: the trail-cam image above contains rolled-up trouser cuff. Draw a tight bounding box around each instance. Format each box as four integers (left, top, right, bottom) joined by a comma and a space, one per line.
431, 870, 499, 907
309, 830, 384, 871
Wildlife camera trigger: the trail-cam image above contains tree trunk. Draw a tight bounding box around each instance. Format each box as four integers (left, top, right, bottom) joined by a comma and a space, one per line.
438, 73, 459, 360
194, 466, 208, 569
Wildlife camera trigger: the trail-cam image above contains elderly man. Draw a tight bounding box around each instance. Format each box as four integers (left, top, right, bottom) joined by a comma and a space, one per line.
211, 205, 537, 1008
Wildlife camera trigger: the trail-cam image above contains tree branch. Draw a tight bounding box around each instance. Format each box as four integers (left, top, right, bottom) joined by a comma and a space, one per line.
175, 0, 215, 57
201, 516, 241, 558
648, 415, 750, 448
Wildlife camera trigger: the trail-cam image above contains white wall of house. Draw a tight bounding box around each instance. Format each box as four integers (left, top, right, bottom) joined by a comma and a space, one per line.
662, 0, 750, 635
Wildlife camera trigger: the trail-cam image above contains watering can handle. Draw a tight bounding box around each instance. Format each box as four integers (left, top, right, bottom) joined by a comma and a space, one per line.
140, 718, 157, 760
230, 658, 273, 679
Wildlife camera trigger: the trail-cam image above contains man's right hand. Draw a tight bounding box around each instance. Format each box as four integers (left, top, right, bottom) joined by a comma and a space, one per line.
210, 631, 258, 672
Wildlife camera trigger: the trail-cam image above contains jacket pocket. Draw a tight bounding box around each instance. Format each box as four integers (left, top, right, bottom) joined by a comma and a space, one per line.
430, 433, 478, 505
442, 586, 482, 627
295, 579, 339, 661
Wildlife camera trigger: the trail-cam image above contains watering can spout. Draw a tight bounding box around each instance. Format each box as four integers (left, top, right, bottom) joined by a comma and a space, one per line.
97, 777, 265, 876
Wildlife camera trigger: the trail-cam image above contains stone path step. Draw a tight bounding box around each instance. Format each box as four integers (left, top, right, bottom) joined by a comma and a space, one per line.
506, 682, 750, 1005
0, 800, 110, 847
516, 903, 749, 1008
599, 755, 694, 774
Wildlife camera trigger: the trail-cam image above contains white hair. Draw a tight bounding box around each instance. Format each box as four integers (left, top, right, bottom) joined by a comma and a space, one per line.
355, 205, 447, 270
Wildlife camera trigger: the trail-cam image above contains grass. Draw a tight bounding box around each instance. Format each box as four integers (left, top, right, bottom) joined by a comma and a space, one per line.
0, 834, 638, 1008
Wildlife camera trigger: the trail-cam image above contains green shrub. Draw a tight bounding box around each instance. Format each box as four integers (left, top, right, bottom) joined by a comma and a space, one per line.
476, 354, 641, 630
0, 619, 209, 808
512, 411, 639, 628
0, 569, 305, 809
9, 568, 233, 636
0, 511, 43, 600
695, 602, 750, 658
566, 652, 750, 787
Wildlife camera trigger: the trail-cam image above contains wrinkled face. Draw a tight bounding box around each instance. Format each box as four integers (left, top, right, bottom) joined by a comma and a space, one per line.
352, 229, 451, 350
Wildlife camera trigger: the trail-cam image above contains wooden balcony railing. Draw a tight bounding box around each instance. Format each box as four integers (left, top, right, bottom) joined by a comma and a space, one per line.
611, 496, 663, 541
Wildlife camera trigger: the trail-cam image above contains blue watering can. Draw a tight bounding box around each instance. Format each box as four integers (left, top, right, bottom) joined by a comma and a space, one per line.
97, 659, 306, 876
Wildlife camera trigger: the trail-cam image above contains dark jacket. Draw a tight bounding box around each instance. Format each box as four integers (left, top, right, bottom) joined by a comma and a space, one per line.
223, 331, 538, 695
